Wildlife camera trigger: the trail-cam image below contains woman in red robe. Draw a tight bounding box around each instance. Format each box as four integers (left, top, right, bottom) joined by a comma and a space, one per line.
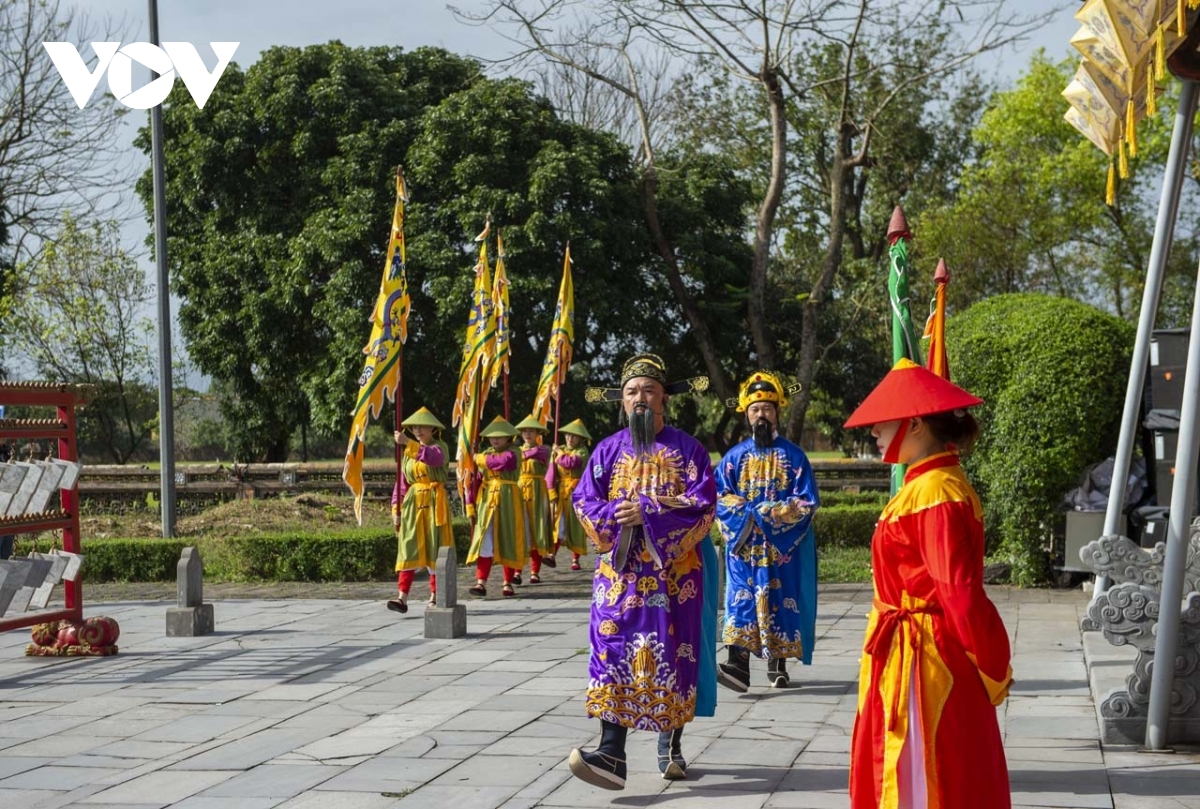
844, 358, 1013, 809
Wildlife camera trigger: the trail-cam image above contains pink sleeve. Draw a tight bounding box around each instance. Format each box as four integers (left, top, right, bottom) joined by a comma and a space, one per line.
392, 479, 401, 506
557, 453, 581, 470
416, 444, 444, 467
486, 451, 515, 472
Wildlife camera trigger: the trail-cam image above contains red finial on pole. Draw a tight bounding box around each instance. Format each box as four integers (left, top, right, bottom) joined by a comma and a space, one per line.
934, 257, 949, 284
887, 206, 910, 245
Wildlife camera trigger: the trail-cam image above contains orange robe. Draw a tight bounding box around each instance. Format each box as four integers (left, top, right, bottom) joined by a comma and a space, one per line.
850, 452, 1013, 809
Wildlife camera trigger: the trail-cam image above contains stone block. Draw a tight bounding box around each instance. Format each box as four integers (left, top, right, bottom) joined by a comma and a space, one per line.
56, 550, 84, 582
1, 557, 50, 615
166, 546, 213, 636
0, 560, 25, 614
0, 462, 28, 513
25, 460, 64, 513
28, 552, 69, 609
425, 605, 467, 639
7, 462, 42, 515
166, 603, 214, 637
178, 546, 204, 607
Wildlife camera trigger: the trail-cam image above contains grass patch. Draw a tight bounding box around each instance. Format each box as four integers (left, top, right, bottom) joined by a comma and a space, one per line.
818, 546, 873, 583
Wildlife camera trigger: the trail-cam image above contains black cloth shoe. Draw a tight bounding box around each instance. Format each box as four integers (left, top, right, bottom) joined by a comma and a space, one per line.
386, 598, 407, 614
541, 553, 557, 568
468, 583, 486, 597
569, 720, 628, 790
768, 657, 790, 688
511, 572, 523, 585
657, 727, 687, 780
717, 645, 750, 692
569, 748, 626, 790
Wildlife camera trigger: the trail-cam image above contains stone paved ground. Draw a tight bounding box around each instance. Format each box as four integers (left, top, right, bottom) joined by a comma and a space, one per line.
0, 583, 1197, 808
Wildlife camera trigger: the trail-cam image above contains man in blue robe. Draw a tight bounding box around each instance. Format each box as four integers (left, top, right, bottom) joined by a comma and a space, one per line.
716, 371, 819, 691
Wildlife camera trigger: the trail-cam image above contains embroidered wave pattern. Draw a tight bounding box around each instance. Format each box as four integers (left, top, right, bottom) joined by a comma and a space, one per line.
586, 632, 697, 731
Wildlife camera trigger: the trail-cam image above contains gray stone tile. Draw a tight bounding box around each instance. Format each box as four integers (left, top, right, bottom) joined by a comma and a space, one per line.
695, 738, 804, 767
390, 785, 517, 809
169, 798, 283, 809
199, 764, 345, 798
0, 764, 120, 791
314, 756, 457, 792
429, 754, 559, 787
275, 792, 401, 809
1, 734, 110, 757
132, 714, 263, 743
0, 789, 67, 807
85, 770, 239, 804
170, 727, 330, 771
0, 756, 50, 780
438, 710, 540, 733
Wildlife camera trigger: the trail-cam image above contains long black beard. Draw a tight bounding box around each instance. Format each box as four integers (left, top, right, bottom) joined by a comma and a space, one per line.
629, 407, 658, 456
752, 418, 775, 449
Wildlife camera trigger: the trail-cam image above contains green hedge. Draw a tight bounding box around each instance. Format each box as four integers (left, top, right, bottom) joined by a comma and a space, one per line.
813, 504, 880, 548
16, 509, 879, 583
15, 519, 476, 584
820, 490, 890, 509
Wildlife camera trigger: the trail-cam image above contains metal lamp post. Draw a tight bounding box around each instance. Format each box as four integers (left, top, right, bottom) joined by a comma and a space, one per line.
147, 0, 177, 537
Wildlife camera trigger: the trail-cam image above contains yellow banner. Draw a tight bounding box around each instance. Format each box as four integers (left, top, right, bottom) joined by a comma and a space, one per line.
532, 246, 575, 424
452, 226, 497, 513
342, 172, 410, 524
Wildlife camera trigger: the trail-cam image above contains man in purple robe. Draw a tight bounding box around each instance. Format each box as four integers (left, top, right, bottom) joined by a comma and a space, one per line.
567, 353, 717, 790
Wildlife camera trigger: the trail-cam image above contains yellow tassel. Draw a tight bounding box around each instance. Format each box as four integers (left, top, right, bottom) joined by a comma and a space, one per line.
1190, 0, 1200, 10
1127, 100, 1138, 157
1106, 163, 1116, 206
1119, 139, 1130, 178
1180, 0, 1187, 35
1157, 26, 1167, 80
1149, 74, 1158, 116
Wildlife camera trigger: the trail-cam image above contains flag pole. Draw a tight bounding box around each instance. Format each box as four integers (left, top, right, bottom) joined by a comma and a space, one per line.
553, 348, 563, 445
392, 167, 406, 500
553, 242, 569, 447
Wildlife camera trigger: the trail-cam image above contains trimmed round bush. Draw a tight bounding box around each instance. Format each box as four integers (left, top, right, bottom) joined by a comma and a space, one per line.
947, 292, 1133, 585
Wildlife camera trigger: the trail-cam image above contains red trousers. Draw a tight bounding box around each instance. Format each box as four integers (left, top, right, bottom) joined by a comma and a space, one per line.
397, 569, 436, 595
474, 557, 516, 584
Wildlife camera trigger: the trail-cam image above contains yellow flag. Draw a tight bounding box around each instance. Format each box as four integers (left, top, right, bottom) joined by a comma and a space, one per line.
452, 224, 498, 515
342, 172, 410, 524
532, 246, 574, 424
489, 231, 510, 389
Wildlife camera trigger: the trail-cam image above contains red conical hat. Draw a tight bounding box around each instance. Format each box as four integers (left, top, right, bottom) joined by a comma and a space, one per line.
844, 358, 983, 428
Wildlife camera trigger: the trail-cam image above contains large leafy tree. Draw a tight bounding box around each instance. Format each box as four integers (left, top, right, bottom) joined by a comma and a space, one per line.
471, 0, 1053, 442
139, 43, 705, 460
138, 44, 482, 461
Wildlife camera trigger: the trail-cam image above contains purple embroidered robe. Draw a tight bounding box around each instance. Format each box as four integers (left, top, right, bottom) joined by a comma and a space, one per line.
572, 425, 717, 731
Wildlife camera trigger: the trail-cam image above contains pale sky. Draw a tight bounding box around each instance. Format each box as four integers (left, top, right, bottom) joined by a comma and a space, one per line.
62, 0, 1082, 388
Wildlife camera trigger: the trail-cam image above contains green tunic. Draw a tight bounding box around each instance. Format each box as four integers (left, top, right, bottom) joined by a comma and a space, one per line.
466, 445, 529, 570
520, 446, 554, 556
552, 446, 589, 555
393, 439, 454, 571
